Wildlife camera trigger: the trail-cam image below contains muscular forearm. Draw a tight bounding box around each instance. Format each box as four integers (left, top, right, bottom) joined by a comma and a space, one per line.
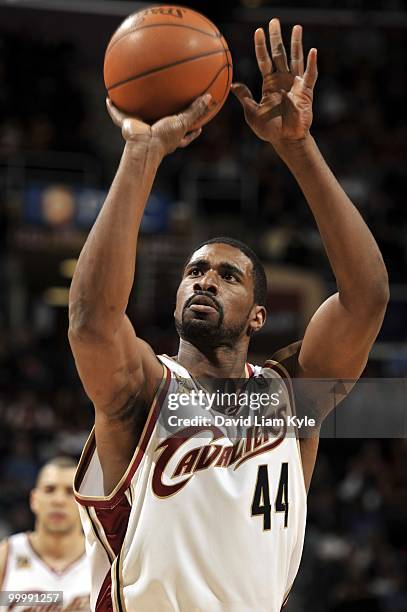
276, 135, 389, 310
69, 94, 209, 337
69, 142, 162, 335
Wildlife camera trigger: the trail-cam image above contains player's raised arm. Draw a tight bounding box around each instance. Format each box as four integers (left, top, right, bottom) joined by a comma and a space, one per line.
232, 20, 388, 394
68, 95, 212, 492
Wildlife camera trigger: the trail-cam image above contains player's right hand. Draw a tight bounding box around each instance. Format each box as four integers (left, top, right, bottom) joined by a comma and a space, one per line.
106, 94, 212, 157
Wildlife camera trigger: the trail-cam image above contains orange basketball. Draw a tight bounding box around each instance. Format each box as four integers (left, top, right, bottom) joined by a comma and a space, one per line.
104, 6, 233, 128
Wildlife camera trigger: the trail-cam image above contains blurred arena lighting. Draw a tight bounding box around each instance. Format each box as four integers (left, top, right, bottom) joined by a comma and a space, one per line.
59, 259, 78, 279
43, 287, 70, 307
0, 0, 151, 15
42, 185, 76, 227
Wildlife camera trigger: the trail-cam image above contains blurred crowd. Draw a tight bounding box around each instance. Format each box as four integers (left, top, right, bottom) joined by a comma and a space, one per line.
0, 327, 92, 537
1, 21, 406, 286
1, 5, 407, 611
293, 439, 407, 611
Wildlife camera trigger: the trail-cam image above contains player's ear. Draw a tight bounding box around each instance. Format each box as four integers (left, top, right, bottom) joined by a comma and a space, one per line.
248, 305, 266, 334
29, 489, 38, 514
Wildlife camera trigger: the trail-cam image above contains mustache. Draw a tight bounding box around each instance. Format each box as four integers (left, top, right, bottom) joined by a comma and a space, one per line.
183, 291, 222, 313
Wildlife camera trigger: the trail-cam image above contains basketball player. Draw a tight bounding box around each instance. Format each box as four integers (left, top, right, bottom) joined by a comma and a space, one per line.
0, 457, 90, 611
68, 20, 388, 612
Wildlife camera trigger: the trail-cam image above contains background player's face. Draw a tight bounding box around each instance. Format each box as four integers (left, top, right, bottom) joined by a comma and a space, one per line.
175, 243, 265, 346
30, 466, 81, 535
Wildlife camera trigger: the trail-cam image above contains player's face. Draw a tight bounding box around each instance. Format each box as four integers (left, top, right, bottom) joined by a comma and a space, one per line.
175, 243, 265, 347
30, 466, 81, 535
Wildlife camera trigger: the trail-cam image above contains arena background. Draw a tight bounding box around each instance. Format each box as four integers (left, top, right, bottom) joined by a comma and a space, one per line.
0, 0, 406, 610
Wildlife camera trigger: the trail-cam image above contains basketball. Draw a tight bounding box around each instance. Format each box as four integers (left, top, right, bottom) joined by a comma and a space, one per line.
104, 6, 233, 127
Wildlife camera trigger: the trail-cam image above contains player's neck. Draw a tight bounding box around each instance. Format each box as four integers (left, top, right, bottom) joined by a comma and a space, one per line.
176, 340, 248, 379
30, 528, 84, 568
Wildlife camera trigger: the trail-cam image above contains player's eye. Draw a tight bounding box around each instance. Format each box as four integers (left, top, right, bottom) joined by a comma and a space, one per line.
44, 486, 55, 494
190, 268, 201, 276
222, 273, 235, 281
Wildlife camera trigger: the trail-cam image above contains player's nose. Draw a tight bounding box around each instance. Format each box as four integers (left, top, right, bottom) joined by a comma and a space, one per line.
52, 489, 67, 504
193, 271, 218, 295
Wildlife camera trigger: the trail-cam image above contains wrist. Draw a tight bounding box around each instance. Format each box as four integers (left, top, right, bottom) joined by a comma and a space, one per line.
124, 140, 164, 168
272, 133, 314, 160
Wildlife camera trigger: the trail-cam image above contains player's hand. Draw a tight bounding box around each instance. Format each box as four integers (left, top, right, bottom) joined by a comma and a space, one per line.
106, 94, 213, 158
231, 19, 317, 148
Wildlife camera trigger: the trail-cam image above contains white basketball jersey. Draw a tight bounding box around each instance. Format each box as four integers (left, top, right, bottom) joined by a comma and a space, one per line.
1, 532, 90, 610
74, 355, 307, 612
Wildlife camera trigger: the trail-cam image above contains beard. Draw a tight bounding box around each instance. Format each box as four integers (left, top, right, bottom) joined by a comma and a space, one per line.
175, 296, 249, 348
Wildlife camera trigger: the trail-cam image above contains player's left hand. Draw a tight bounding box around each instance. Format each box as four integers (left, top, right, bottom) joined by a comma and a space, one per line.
231, 19, 318, 147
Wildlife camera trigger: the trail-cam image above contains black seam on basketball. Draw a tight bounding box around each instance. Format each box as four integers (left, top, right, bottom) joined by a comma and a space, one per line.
107, 22, 220, 54
107, 49, 226, 91
196, 62, 229, 111
196, 46, 231, 116
219, 37, 232, 103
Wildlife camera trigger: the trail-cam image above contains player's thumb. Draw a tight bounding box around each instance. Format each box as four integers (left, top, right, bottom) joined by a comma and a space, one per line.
231, 83, 254, 105
106, 98, 124, 127
231, 83, 258, 122
241, 97, 258, 124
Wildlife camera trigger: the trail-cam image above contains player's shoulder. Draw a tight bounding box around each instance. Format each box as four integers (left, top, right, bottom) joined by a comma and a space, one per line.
0, 537, 9, 556
263, 340, 302, 379
2, 532, 28, 547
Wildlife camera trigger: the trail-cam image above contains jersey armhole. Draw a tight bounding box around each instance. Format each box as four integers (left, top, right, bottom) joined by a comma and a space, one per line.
74, 362, 172, 508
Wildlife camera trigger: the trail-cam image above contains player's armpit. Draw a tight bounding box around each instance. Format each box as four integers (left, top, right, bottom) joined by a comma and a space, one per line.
94, 361, 167, 495
68, 314, 163, 413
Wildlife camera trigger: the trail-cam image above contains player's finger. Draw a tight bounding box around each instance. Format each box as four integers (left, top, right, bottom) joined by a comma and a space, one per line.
179, 93, 213, 131
106, 98, 125, 127
254, 28, 273, 76
290, 25, 304, 76
231, 82, 255, 104
303, 48, 318, 89
269, 18, 289, 73
179, 128, 202, 148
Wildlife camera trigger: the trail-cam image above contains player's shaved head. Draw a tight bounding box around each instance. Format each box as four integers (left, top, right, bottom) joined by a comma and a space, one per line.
36, 456, 77, 486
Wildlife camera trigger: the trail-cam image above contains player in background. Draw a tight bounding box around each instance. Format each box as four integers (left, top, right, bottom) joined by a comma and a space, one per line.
68, 19, 388, 612
0, 457, 90, 611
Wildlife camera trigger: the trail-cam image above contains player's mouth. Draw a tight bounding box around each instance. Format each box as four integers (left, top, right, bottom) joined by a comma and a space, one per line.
48, 512, 67, 521
188, 295, 219, 314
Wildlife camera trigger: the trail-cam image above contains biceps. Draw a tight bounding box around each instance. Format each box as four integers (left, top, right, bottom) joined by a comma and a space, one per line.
299, 293, 385, 379
68, 315, 143, 409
